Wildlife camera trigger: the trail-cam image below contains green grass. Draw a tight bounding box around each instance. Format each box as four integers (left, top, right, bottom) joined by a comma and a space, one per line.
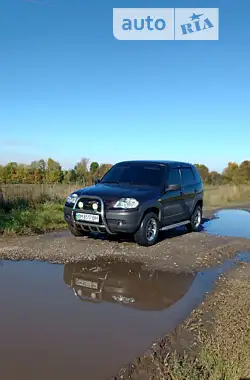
0, 198, 67, 236
1, 184, 250, 236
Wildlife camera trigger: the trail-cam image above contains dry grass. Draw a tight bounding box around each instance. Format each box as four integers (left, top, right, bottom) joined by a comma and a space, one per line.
0, 183, 83, 201
123, 265, 250, 380
1, 184, 250, 208
204, 184, 250, 208
165, 267, 250, 380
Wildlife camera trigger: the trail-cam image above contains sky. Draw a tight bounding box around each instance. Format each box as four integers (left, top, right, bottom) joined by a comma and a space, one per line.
0, 0, 249, 172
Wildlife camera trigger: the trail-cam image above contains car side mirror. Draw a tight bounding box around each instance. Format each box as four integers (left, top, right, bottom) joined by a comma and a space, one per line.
94, 178, 100, 185
166, 184, 181, 191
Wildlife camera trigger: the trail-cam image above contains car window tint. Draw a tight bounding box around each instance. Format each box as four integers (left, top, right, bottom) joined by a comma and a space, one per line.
192, 166, 201, 183
101, 164, 165, 187
167, 169, 181, 185
181, 168, 195, 186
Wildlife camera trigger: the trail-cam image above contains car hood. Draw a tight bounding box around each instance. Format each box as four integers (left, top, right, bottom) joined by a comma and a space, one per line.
74, 183, 159, 201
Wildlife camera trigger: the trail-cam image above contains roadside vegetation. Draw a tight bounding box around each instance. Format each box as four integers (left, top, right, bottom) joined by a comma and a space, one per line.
1, 157, 250, 235
0, 158, 250, 187
114, 265, 250, 380
0, 195, 66, 235
204, 184, 250, 208
164, 271, 250, 380
0, 184, 250, 236
163, 268, 250, 380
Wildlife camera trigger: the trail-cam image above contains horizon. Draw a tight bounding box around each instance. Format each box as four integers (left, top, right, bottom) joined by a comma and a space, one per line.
0, 156, 247, 175
0, 0, 249, 172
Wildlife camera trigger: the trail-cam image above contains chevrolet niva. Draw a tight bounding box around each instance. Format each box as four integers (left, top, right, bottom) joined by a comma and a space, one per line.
64, 160, 203, 246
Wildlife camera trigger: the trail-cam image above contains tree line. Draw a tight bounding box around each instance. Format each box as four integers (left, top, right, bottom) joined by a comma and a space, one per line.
0, 158, 250, 185
0, 158, 112, 186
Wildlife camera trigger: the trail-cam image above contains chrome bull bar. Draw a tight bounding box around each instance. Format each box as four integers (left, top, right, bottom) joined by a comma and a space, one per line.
71, 195, 115, 235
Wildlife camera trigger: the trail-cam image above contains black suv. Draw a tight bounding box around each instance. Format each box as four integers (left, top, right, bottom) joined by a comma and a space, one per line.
64, 160, 203, 246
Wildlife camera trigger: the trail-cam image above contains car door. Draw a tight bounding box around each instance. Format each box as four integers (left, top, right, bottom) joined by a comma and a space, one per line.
180, 167, 196, 216
161, 167, 187, 226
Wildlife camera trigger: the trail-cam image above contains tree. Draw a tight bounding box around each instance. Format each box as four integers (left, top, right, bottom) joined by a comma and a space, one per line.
1, 158, 250, 186
194, 164, 210, 183
222, 162, 239, 183
96, 164, 112, 179
74, 158, 89, 185
207, 171, 222, 186
0, 165, 5, 183
45, 158, 63, 183
90, 162, 99, 172
4, 162, 18, 183
64, 169, 77, 183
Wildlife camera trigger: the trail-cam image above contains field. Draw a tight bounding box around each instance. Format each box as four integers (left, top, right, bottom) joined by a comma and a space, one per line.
1, 183, 250, 208
0, 183, 80, 201
1, 183, 250, 236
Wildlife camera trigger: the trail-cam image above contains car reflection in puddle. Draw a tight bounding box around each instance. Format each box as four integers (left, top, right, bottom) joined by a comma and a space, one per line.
3, 254, 239, 380
63, 259, 195, 311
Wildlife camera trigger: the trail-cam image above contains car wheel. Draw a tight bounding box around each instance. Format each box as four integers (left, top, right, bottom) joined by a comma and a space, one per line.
187, 205, 202, 232
68, 224, 89, 237
134, 212, 159, 246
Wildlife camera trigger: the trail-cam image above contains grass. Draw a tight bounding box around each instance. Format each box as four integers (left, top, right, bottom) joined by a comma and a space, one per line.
0, 184, 250, 236
147, 269, 250, 380
0, 196, 67, 236
2, 183, 250, 208
1, 183, 81, 201
204, 184, 250, 208
117, 267, 250, 380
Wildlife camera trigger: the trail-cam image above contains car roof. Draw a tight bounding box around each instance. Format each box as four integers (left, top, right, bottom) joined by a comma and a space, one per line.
116, 160, 194, 168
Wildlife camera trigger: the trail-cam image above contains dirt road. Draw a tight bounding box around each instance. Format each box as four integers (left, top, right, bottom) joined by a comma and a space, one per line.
1, 208, 250, 272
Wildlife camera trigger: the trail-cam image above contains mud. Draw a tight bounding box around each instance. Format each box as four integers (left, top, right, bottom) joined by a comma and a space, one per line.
0, 208, 250, 380
1, 209, 250, 273
0, 258, 199, 380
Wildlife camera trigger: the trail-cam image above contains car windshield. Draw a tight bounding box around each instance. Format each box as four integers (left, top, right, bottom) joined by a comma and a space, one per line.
101, 164, 165, 187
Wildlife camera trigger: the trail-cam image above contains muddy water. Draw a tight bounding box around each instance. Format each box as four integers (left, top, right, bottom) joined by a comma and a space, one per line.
1, 252, 249, 380
1, 209, 250, 380
0, 259, 195, 380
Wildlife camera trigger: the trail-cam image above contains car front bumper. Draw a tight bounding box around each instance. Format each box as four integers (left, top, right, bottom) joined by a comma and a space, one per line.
64, 205, 143, 234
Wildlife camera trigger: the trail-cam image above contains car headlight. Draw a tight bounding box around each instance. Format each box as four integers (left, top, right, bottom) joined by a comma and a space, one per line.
66, 193, 78, 205
113, 198, 139, 209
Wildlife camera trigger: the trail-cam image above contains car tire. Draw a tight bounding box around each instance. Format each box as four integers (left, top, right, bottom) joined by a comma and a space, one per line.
186, 205, 202, 232
68, 224, 89, 237
134, 212, 159, 246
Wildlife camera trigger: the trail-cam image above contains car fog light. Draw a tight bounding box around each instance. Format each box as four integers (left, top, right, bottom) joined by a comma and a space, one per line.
78, 201, 84, 208
92, 202, 98, 210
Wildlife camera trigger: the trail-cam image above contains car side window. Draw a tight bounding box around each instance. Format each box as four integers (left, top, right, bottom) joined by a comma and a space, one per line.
180, 167, 195, 186
191, 166, 202, 183
167, 168, 181, 186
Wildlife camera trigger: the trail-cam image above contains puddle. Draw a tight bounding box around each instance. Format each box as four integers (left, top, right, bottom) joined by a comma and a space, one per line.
0, 253, 249, 380
203, 209, 250, 239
